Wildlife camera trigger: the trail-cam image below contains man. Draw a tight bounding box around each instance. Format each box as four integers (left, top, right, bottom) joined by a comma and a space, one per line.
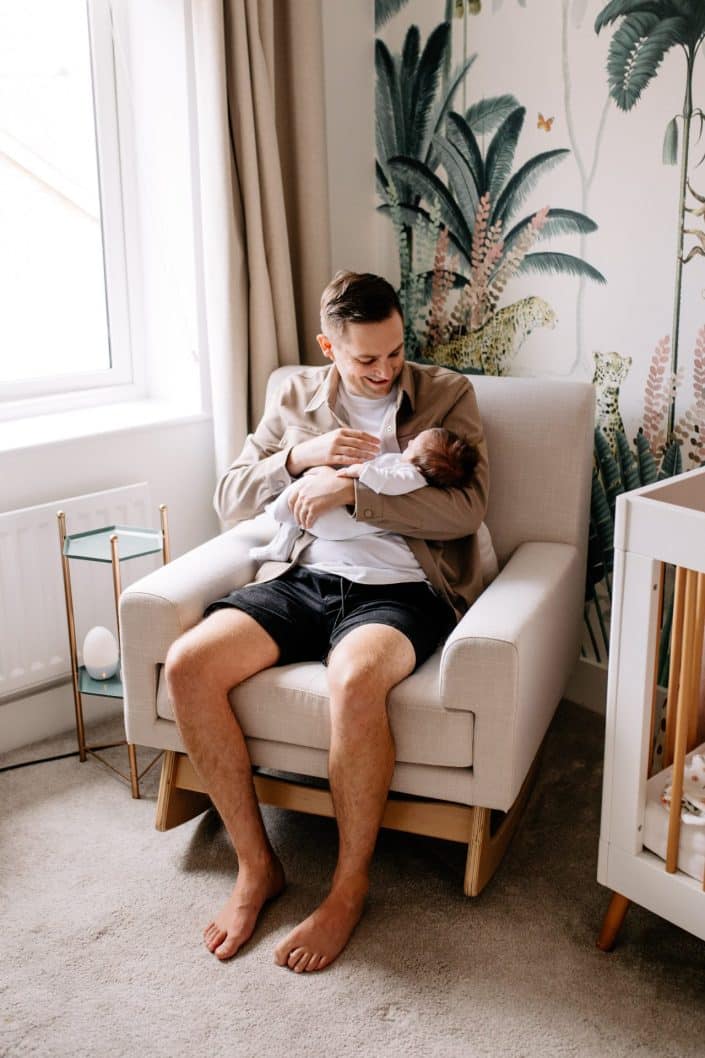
165, 271, 489, 973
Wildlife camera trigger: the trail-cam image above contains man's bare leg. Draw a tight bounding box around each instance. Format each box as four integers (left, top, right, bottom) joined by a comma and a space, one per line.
274, 624, 415, 973
165, 608, 285, 960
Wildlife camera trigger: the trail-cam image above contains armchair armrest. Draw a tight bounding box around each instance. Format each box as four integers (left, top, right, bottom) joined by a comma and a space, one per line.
119, 513, 274, 749
440, 541, 584, 810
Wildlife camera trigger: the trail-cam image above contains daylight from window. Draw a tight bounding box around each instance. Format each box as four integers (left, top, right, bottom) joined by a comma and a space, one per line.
0, 0, 110, 386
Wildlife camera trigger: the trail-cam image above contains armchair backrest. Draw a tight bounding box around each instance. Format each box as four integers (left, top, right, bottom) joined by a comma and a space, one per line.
471, 375, 594, 564
265, 366, 595, 566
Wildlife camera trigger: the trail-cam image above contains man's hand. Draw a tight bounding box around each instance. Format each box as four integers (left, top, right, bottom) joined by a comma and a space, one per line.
286, 429, 379, 477
336, 463, 364, 479
287, 467, 355, 530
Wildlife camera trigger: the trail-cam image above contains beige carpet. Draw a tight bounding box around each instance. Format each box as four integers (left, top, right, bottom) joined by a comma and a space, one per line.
2, 701, 705, 1058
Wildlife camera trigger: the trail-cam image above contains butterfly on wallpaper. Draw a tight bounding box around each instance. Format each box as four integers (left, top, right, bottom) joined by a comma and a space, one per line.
537, 113, 554, 132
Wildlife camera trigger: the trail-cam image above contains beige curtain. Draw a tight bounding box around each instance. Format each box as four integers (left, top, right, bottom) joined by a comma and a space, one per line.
193, 0, 331, 476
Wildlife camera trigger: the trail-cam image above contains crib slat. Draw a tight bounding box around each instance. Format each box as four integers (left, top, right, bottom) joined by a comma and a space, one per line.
666, 569, 699, 873
689, 573, 705, 752
648, 563, 666, 779
665, 565, 687, 769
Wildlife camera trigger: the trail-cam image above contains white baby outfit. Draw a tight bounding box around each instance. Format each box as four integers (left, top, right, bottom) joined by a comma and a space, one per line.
250, 452, 426, 563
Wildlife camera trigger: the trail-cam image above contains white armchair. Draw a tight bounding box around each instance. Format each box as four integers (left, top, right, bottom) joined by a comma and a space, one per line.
120, 369, 594, 895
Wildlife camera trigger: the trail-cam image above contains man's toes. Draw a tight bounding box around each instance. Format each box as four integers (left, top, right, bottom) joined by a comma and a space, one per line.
293, 951, 311, 973
204, 925, 226, 952
215, 933, 241, 960
273, 938, 291, 966
287, 946, 305, 969
305, 954, 322, 972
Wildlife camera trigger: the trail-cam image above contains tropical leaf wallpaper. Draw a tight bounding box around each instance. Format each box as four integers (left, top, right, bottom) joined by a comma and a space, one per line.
374, 0, 705, 675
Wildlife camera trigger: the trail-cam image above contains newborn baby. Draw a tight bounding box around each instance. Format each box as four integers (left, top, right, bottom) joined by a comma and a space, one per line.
251, 427, 478, 562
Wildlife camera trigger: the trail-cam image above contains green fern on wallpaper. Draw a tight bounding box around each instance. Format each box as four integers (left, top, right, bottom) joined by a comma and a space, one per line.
586, 327, 705, 667
420, 193, 562, 373
595, 1, 705, 438
589, 421, 683, 675
385, 183, 432, 353
375, 0, 411, 32
381, 99, 604, 365
375, 20, 479, 354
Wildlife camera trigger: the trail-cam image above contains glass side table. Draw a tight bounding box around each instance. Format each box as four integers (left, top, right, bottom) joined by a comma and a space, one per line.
57, 508, 171, 797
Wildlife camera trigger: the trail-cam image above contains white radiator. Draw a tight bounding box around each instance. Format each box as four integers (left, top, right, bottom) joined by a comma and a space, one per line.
0, 483, 159, 702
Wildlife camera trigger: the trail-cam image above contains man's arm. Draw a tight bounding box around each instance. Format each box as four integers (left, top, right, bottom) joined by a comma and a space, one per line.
213, 375, 379, 524
286, 469, 355, 531
351, 381, 489, 540
213, 390, 296, 524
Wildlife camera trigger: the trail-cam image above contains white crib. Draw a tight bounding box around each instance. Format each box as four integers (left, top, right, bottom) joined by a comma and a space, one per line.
597, 465, 705, 949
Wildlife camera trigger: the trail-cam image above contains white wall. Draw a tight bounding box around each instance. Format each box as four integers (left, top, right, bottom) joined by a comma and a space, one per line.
321, 0, 382, 276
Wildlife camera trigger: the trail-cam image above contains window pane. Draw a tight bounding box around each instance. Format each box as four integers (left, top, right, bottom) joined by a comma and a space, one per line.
0, 0, 110, 385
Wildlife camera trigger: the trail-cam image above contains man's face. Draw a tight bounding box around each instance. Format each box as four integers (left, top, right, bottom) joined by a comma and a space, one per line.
317, 311, 405, 399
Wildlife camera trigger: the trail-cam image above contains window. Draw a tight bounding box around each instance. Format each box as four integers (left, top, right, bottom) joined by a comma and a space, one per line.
0, 0, 136, 415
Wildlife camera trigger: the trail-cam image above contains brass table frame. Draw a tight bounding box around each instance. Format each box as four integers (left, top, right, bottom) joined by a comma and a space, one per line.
57, 507, 171, 797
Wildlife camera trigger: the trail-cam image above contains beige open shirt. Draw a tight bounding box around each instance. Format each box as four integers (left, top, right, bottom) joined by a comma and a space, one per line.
214, 362, 490, 623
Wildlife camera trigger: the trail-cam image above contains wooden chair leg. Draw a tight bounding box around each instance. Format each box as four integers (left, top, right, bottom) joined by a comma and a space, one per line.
155, 750, 211, 831
465, 807, 492, 896
463, 747, 543, 896
596, 891, 631, 951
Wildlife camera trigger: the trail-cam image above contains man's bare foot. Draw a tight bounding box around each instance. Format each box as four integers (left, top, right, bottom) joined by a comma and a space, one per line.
273, 875, 368, 973
204, 856, 285, 960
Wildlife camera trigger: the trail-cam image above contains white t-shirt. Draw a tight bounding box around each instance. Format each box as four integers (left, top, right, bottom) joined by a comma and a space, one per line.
301, 382, 428, 584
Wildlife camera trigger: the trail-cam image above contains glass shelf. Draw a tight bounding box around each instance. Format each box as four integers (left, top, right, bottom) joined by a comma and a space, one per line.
63, 525, 163, 563
79, 665, 123, 699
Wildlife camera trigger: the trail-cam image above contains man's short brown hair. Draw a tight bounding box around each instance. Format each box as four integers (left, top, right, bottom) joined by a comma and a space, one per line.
409, 428, 479, 489
320, 271, 403, 335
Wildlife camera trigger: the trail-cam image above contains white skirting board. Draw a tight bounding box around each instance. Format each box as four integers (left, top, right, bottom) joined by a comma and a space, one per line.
0, 680, 122, 756
564, 657, 608, 715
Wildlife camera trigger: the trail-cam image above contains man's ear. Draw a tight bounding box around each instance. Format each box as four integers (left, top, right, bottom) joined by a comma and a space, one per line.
317, 333, 334, 362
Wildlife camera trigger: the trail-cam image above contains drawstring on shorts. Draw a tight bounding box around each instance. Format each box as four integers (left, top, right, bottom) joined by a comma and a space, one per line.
332, 575, 352, 634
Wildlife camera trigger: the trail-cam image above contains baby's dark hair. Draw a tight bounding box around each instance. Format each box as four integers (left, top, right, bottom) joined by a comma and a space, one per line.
409, 428, 479, 488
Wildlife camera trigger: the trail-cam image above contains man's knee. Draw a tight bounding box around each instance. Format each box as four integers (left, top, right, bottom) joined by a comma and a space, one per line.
164, 629, 210, 718
327, 627, 415, 708
327, 653, 390, 717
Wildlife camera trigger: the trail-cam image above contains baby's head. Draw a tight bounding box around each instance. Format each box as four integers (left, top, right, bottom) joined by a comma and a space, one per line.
403, 428, 478, 488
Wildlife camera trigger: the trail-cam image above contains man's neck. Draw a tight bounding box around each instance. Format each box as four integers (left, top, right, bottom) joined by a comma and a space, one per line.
337, 376, 398, 406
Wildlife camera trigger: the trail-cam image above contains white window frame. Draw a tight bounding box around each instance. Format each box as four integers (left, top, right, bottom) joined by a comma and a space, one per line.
0, 0, 144, 420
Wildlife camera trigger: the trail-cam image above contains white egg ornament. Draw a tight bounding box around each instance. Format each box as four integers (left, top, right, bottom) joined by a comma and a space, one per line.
82, 626, 120, 680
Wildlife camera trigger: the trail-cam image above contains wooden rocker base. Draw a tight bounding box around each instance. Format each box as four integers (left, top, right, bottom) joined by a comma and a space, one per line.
155, 745, 542, 897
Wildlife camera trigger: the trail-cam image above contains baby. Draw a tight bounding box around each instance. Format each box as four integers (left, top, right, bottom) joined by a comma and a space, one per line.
251, 427, 479, 562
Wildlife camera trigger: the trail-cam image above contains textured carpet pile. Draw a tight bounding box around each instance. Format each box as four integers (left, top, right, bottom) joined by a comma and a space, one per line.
2, 701, 705, 1058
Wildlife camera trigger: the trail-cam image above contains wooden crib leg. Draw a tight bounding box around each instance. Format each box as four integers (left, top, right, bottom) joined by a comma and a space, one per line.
596, 891, 631, 952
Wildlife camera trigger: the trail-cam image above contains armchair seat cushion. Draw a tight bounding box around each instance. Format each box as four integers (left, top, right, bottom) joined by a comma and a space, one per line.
156, 651, 474, 768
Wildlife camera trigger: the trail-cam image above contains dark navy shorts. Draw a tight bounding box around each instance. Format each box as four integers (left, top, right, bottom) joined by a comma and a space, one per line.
203, 565, 456, 668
